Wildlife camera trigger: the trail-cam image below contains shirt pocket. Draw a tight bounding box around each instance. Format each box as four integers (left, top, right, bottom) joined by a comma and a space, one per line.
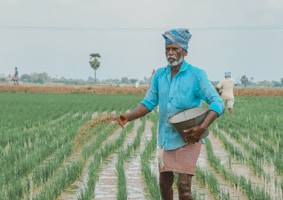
173, 92, 194, 110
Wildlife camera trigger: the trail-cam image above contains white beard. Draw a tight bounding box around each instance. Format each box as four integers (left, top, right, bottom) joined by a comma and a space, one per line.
167, 55, 184, 66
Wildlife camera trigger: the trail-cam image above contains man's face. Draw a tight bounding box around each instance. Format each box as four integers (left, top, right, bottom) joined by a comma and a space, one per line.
165, 44, 187, 67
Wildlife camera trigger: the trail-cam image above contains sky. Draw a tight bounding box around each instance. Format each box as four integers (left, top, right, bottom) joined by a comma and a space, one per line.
0, 0, 283, 83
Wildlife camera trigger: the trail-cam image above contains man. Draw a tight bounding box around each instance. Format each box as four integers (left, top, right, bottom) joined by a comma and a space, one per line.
216, 72, 234, 114
13, 67, 19, 85
117, 28, 224, 200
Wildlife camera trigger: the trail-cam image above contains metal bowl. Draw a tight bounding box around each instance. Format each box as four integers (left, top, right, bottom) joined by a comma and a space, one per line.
169, 107, 209, 143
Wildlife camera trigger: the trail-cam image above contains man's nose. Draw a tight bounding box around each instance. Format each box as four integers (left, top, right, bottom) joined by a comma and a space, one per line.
167, 48, 174, 54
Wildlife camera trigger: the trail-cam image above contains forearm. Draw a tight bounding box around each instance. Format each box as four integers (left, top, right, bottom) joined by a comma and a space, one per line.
199, 110, 218, 130
125, 104, 150, 121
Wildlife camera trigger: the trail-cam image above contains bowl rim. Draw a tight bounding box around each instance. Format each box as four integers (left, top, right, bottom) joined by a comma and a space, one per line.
169, 107, 208, 124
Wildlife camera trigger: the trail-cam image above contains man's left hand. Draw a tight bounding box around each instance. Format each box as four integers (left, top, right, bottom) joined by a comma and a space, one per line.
183, 125, 206, 143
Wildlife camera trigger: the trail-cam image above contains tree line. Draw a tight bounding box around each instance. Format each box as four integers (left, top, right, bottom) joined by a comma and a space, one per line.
0, 72, 282, 87
0, 72, 152, 85
2, 52, 281, 87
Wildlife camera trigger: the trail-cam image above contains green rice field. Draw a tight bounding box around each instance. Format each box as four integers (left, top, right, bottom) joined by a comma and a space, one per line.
0, 92, 282, 200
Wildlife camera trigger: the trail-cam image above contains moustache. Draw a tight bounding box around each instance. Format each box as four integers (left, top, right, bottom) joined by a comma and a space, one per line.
167, 55, 177, 60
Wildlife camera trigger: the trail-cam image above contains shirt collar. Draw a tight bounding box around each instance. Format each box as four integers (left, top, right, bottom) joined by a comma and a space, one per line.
166, 60, 189, 74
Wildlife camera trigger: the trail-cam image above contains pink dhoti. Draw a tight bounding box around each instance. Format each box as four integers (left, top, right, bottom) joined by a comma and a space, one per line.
159, 142, 202, 175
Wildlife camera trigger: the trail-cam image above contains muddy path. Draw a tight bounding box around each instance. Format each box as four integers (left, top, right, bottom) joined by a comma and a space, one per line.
95, 120, 151, 200
201, 131, 248, 200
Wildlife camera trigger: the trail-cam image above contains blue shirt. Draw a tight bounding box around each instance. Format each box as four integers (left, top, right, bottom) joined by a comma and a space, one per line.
141, 61, 224, 150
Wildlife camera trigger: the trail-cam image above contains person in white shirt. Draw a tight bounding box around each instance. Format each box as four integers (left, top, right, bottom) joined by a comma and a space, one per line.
216, 72, 234, 114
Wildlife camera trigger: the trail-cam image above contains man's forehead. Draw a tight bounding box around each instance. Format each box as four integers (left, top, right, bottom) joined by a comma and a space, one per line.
166, 43, 182, 49
165, 44, 185, 52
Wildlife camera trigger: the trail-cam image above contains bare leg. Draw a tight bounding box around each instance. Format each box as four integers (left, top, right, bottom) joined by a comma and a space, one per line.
177, 173, 193, 200
159, 171, 174, 200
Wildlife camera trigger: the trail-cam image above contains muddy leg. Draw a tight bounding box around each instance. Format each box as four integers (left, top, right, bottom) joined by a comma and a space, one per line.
177, 173, 193, 200
159, 171, 174, 200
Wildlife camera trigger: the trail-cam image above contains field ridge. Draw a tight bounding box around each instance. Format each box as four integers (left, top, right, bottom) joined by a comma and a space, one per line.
0, 83, 283, 96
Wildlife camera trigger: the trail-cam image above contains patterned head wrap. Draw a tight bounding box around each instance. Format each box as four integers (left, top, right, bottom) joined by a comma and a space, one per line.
162, 28, 192, 51
225, 72, 231, 78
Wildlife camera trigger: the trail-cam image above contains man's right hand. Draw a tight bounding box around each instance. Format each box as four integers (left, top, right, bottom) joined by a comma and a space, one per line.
117, 114, 128, 128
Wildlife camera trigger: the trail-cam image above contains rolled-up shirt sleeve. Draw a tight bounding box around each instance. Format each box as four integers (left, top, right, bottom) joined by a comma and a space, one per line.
140, 71, 159, 111
196, 69, 224, 116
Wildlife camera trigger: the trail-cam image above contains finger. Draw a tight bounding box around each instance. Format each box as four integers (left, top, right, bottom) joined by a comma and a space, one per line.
116, 118, 125, 128
183, 128, 192, 133
120, 114, 127, 121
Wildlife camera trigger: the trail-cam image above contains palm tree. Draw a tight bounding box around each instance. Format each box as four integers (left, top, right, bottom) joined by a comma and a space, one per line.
89, 53, 101, 83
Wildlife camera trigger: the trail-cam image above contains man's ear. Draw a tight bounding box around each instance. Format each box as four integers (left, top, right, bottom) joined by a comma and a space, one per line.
183, 50, 188, 56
